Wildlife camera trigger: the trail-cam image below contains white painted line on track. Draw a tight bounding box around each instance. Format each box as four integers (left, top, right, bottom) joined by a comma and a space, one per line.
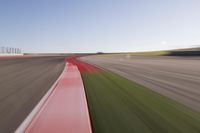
15, 63, 68, 133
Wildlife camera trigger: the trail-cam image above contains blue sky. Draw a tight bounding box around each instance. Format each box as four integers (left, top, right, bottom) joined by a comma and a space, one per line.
0, 0, 200, 53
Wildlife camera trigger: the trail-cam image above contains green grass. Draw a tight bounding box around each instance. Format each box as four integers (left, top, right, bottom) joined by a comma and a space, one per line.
82, 72, 200, 133
95, 50, 170, 57
129, 50, 170, 56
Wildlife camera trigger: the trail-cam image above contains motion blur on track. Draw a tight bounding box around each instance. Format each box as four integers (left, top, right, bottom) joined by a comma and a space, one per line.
0, 57, 65, 133
82, 55, 200, 111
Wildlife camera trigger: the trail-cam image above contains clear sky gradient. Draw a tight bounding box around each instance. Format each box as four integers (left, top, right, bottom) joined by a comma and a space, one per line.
0, 0, 200, 53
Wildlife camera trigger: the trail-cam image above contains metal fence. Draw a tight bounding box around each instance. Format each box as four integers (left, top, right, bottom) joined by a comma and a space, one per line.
0, 47, 21, 54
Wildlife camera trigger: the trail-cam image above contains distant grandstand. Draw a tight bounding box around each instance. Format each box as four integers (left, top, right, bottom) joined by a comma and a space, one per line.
0, 47, 22, 55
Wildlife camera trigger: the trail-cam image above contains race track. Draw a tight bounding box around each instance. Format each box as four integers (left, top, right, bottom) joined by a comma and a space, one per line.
82, 55, 200, 111
0, 57, 65, 133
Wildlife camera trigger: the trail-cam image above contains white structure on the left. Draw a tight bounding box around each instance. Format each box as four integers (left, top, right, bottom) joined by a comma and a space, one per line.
0, 47, 23, 56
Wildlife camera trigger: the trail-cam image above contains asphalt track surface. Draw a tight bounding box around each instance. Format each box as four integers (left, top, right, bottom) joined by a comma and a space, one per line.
82, 55, 200, 111
0, 57, 65, 133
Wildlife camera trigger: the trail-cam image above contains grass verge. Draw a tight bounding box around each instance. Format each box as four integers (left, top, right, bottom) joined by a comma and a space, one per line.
129, 51, 170, 56
82, 71, 200, 133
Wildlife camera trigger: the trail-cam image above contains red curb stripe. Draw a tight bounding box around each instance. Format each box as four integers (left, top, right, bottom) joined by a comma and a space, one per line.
15, 64, 65, 133
66, 56, 101, 73
16, 62, 92, 133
